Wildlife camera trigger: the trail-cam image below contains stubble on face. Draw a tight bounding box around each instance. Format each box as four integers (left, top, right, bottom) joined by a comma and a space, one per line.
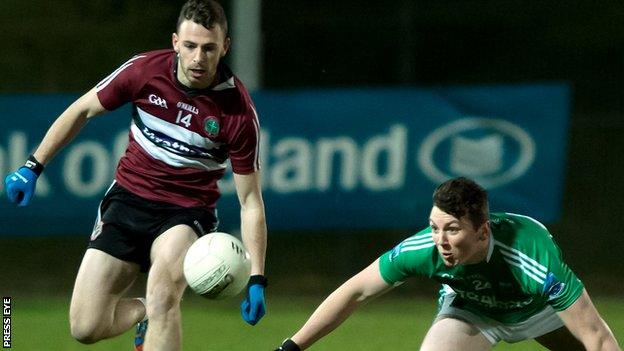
173, 20, 229, 89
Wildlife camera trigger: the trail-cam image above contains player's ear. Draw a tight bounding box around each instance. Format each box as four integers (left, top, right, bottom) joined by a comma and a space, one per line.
172, 33, 180, 52
478, 220, 490, 241
221, 37, 231, 57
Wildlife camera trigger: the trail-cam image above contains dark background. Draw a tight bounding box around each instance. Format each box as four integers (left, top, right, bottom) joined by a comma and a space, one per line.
1, 0, 623, 296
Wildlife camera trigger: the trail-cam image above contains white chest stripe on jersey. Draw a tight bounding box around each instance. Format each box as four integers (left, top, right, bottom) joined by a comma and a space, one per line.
131, 108, 227, 170
137, 107, 219, 151
502, 257, 545, 285
495, 240, 548, 285
495, 240, 548, 274
134, 118, 225, 161
132, 123, 227, 171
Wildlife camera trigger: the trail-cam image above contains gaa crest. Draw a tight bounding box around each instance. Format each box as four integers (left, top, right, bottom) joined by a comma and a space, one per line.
204, 117, 220, 136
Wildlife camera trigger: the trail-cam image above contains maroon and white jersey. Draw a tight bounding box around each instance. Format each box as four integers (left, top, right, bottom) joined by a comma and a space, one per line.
95, 49, 260, 209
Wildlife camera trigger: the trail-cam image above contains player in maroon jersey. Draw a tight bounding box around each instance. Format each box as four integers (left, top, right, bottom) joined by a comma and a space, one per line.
4, 1, 268, 350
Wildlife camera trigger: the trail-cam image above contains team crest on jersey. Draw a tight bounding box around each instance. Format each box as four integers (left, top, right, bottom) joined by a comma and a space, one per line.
543, 272, 566, 301
204, 117, 220, 136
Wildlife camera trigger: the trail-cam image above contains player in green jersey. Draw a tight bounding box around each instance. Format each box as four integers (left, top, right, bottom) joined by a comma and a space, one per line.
274, 177, 620, 351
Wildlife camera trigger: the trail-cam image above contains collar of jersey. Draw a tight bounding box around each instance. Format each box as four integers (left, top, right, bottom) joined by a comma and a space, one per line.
485, 233, 494, 262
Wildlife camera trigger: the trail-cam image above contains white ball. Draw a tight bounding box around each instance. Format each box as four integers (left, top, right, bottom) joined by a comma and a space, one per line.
183, 232, 251, 299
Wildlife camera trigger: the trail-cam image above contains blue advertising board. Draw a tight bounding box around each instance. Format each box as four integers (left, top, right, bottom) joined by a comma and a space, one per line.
0, 84, 569, 236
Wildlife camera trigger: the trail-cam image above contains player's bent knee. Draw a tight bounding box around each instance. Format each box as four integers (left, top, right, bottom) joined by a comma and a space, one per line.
69, 306, 101, 343
70, 318, 106, 344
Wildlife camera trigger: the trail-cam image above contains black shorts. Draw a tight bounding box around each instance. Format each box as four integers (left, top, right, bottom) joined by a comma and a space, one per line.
88, 182, 218, 272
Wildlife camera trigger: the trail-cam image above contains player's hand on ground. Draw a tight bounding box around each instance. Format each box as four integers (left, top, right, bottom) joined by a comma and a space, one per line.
5, 166, 40, 207
240, 275, 267, 325
274, 338, 301, 351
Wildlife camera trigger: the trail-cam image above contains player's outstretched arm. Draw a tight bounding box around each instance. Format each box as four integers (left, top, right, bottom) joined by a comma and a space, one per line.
234, 171, 268, 325
558, 289, 621, 351
277, 259, 394, 350
33, 88, 107, 165
4, 88, 106, 206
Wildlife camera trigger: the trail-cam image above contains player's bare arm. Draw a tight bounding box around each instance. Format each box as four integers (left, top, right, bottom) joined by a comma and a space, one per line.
558, 289, 621, 351
5, 88, 107, 206
234, 171, 269, 326
33, 88, 107, 165
233, 171, 267, 275
289, 259, 395, 350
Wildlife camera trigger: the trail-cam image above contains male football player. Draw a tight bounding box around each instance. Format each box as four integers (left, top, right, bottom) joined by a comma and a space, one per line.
4, 1, 268, 350
275, 177, 620, 351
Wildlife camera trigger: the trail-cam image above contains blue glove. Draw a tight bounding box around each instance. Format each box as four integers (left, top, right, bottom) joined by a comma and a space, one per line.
240, 275, 267, 325
5, 167, 39, 207
5, 156, 44, 207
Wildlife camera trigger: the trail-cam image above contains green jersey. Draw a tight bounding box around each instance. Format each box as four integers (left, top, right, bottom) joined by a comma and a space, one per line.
379, 213, 584, 324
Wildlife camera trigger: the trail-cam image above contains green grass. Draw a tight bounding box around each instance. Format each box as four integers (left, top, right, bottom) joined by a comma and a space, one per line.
8, 295, 623, 350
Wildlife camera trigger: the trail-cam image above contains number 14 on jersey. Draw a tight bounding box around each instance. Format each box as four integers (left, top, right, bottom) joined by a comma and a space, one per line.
176, 110, 193, 128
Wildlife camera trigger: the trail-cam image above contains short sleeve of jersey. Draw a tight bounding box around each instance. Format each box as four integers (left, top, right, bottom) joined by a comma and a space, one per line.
539, 238, 584, 311
498, 214, 584, 311
378, 227, 436, 285
95, 54, 148, 111
228, 102, 261, 174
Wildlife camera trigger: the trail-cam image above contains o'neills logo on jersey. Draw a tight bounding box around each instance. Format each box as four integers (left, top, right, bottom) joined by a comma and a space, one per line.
204, 117, 220, 136
177, 101, 199, 114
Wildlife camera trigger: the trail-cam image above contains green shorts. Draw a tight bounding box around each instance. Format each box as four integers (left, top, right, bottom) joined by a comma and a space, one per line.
436, 292, 564, 344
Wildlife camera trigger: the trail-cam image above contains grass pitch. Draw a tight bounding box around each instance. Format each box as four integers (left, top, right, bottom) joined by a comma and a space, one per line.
9, 295, 623, 350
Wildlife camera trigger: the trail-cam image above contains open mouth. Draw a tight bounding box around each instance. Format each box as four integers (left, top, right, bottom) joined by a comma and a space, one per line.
189, 68, 206, 77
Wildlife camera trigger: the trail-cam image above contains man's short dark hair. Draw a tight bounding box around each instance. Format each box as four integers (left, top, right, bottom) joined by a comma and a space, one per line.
177, 0, 228, 35
433, 177, 489, 229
